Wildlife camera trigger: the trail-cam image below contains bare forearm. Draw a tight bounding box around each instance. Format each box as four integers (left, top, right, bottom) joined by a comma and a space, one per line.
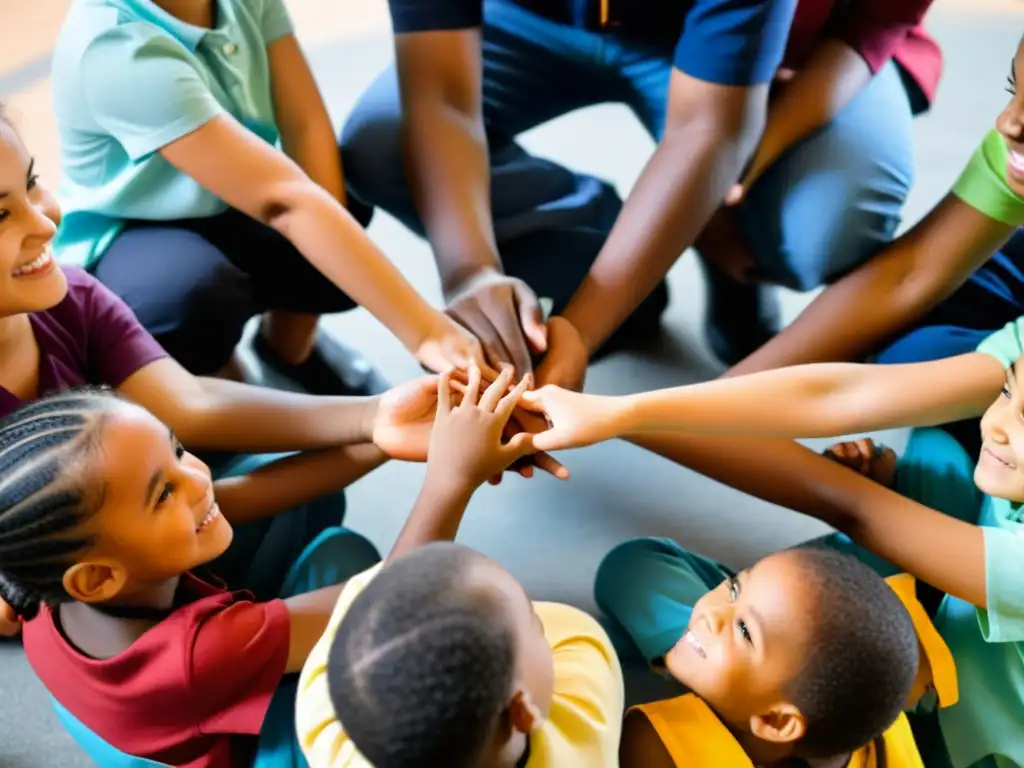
563, 126, 745, 351
214, 443, 387, 525
614, 354, 1003, 438
175, 377, 377, 452
389, 475, 475, 561
743, 41, 870, 187
404, 101, 501, 289
281, 122, 346, 204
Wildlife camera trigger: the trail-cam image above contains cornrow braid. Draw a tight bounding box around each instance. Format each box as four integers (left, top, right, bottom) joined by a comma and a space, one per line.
0, 388, 124, 620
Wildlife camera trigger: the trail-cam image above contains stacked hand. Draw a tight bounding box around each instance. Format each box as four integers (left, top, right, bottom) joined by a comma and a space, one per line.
413, 312, 497, 378
824, 438, 897, 488
426, 366, 539, 491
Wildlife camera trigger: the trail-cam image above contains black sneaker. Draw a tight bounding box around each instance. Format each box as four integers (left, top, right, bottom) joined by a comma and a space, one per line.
252, 331, 390, 397
702, 261, 781, 367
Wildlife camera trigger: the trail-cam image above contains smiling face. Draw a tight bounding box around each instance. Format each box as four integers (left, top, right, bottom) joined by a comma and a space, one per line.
663, 551, 816, 737
975, 357, 1024, 502
0, 119, 67, 317
997, 38, 1024, 196
63, 403, 233, 604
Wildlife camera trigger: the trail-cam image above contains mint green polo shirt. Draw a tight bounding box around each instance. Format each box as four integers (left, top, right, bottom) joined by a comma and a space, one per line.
51, 0, 293, 269
930, 322, 1024, 768
952, 128, 1024, 226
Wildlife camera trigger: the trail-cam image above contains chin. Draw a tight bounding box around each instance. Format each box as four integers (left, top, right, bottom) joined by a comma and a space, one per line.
6, 267, 68, 314
973, 464, 1024, 502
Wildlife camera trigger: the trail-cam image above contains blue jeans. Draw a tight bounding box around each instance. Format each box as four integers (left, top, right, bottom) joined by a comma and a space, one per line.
876, 229, 1024, 462
343, 0, 915, 307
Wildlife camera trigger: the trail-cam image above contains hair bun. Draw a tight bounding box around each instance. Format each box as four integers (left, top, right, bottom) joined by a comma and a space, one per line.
0, 572, 41, 621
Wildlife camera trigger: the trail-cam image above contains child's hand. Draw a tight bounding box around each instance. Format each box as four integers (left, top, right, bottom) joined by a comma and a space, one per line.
413, 314, 498, 379
427, 366, 537, 491
372, 375, 442, 462
517, 385, 621, 451
824, 438, 897, 488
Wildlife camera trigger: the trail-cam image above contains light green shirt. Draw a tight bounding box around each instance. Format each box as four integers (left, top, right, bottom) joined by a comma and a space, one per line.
936, 322, 1024, 768
51, 0, 292, 269
952, 128, 1024, 226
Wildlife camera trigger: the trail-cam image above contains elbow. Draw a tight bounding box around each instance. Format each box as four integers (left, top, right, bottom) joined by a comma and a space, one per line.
663, 103, 766, 174
257, 180, 331, 232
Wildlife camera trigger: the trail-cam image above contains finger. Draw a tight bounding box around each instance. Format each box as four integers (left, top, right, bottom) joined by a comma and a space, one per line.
854, 438, 874, 474
486, 300, 534, 378
480, 366, 515, 412
517, 385, 554, 413
513, 283, 548, 354
436, 369, 455, 415
497, 374, 532, 421
488, 474, 503, 486
532, 449, 570, 480
462, 365, 482, 407
724, 184, 744, 206
449, 308, 507, 379
505, 431, 536, 458
518, 463, 535, 479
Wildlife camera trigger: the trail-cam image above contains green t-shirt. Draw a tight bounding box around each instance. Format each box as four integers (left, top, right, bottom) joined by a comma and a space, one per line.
934, 323, 1024, 768
952, 128, 1024, 226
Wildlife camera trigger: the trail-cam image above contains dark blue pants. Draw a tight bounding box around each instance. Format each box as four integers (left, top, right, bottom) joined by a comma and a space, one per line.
876, 229, 1024, 460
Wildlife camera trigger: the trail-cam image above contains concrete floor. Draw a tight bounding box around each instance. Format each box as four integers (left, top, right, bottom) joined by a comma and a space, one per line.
0, 1, 1021, 765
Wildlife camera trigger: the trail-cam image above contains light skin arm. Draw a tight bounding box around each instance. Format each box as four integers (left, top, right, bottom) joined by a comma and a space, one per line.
628, 432, 987, 608
117, 358, 377, 452
727, 195, 1015, 376
213, 443, 386, 525
560, 70, 769, 352
523, 353, 1004, 449
268, 34, 346, 204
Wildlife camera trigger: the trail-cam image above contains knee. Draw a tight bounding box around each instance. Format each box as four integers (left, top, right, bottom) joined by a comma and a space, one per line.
594, 537, 673, 615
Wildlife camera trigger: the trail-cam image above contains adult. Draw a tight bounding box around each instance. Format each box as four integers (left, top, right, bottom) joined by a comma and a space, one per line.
341, 0, 938, 385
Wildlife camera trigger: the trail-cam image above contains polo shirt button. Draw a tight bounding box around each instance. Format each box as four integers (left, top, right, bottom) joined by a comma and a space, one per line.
222, 42, 238, 55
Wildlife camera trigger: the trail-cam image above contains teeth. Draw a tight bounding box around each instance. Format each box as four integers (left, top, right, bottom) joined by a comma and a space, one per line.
11, 248, 52, 277
196, 506, 220, 532
684, 630, 706, 658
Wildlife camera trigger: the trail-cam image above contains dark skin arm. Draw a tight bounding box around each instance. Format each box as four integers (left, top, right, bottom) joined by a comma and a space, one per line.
558, 70, 769, 355
395, 31, 546, 375
727, 195, 1015, 376
628, 432, 987, 608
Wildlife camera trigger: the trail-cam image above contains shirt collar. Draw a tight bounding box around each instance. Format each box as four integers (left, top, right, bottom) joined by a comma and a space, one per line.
118, 0, 235, 51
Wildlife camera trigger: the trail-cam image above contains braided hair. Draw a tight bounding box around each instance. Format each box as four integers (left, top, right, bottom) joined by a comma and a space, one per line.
0, 389, 123, 620
328, 542, 518, 768
785, 545, 918, 762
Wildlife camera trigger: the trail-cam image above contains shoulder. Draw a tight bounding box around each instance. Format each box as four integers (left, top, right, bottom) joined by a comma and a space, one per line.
388, 0, 482, 34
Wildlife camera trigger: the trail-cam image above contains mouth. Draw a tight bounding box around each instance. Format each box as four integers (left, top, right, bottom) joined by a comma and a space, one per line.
195, 502, 221, 533
1008, 148, 1024, 180
682, 629, 707, 659
11, 246, 54, 279
983, 446, 1017, 470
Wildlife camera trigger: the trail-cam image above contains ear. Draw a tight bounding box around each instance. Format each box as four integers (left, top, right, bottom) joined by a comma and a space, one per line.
750, 703, 806, 746
507, 688, 544, 735
62, 559, 126, 603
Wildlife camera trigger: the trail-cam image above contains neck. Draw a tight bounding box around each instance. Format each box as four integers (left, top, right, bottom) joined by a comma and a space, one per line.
0, 312, 35, 361
734, 730, 795, 767
152, 0, 214, 27
106, 575, 182, 612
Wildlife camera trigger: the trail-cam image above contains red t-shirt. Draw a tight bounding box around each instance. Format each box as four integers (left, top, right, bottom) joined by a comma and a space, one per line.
23, 574, 290, 768
0, 268, 167, 419
785, 0, 942, 113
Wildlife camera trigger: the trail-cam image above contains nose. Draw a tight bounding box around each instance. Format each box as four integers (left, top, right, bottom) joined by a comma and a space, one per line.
25, 196, 58, 244
998, 98, 1024, 143
181, 461, 213, 502
704, 604, 727, 636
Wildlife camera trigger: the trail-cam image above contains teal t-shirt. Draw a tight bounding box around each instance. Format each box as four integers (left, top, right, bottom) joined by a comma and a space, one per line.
935, 321, 1024, 768
51, 0, 292, 269
952, 128, 1024, 227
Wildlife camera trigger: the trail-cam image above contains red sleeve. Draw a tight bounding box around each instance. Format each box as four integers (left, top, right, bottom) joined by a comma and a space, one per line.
69, 269, 168, 386
188, 597, 291, 736
837, 0, 935, 74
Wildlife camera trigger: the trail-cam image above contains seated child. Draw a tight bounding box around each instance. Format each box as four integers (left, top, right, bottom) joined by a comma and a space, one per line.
296, 367, 625, 767
0, 387, 454, 766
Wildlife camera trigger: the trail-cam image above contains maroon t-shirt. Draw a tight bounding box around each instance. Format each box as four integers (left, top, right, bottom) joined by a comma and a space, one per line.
0, 268, 167, 418
24, 575, 290, 768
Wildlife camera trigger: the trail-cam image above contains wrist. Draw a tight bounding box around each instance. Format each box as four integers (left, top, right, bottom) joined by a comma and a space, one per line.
422, 468, 477, 507
359, 396, 382, 444
440, 260, 502, 299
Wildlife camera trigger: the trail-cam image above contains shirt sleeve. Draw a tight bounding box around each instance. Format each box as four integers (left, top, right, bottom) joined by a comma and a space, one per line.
74, 270, 168, 387
836, 0, 933, 74
952, 129, 1024, 227
79, 25, 224, 162
259, 0, 295, 42
189, 597, 291, 735
387, 0, 482, 33
978, 524, 1024, 643
976, 317, 1024, 368
674, 0, 797, 85
296, 565, 382, 768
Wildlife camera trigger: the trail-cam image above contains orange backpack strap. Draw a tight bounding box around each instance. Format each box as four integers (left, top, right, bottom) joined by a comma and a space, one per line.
630, 694, 755, 767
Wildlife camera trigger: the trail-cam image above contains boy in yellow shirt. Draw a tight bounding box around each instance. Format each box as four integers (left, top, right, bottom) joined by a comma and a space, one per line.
295, 367, 624, 767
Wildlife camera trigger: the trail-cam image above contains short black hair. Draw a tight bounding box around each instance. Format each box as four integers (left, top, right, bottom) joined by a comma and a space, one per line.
0, 389, 123, 620
327, 542, 518, 768
785, 545, 918, 759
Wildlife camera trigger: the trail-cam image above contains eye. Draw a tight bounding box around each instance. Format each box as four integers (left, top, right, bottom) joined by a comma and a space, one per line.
26, 174, 39, 191
174, 442, 185, 459
0, 209, 8, 225
737, 618, 753, 644
1008, 75, 1017, 96
1003, 385, 1011, 399
728, 575, 739, 601
156, 482, 174, 506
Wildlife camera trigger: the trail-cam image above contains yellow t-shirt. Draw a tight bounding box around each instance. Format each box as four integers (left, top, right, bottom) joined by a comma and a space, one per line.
295, 564, 624, 767
629, 574, 959, 768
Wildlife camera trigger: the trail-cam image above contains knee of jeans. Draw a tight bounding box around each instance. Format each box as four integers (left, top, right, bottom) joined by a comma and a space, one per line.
340, 104, 405, 207
594, 538, 670, 615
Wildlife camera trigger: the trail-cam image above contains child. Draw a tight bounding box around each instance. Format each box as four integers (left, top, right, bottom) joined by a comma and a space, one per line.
295, 367, 625, 768
0, 107, 569, 642
4, 388, 387, 766
598, 541, 958, 768
521, 319, 1024, 766
49, 0, 489, 393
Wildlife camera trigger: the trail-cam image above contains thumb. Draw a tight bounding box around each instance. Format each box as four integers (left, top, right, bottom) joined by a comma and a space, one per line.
724, 183, 745, 206
504, 431, 536, 458
516, 387, 549, 413
514, 283, 547, 353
